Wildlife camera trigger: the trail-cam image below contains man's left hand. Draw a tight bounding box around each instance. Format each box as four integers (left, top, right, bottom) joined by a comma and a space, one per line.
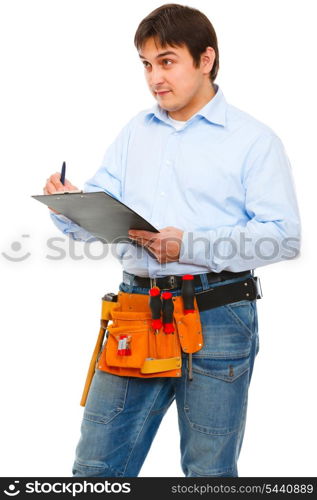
128, 226, 184, 263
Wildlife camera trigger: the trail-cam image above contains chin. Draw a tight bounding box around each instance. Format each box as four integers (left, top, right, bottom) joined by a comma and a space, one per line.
157, 101, 180, 112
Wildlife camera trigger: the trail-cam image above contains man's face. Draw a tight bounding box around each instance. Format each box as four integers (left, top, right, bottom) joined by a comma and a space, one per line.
139, 37, 213, 120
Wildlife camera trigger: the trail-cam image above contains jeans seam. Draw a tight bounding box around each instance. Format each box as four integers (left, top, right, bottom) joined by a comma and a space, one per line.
224, 303, 254, 337
188, 465, 236, 477
74, 458, 126, 477
192, 351, 250, 359
74, 460, 116, 472
122, 381, 171, 475
183, 364, 250, 435
235, 389, 249, 463
191, 365, 249, 382
191, 423, 240, 436
83, 377, 129, 425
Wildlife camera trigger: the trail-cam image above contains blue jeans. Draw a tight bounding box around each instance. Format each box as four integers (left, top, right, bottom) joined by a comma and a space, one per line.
72, 273, 259, 477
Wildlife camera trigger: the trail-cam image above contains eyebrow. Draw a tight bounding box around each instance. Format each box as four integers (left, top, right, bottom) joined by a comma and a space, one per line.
139, 51, 179, 60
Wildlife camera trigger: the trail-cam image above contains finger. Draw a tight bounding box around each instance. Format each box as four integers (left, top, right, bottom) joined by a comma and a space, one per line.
133, 237, 156, 249
146, 246, 159, 259
45, 180, 68, 194
132, 238, 148, 247
64, 180, 79, 190
128, 230, 156, 240
49, 172, 67, 190
134, 236, 158, 247
48, 207, 60, 214
45, 180, 58, 194
64, 179, 74, 188
128, 235, 142, 242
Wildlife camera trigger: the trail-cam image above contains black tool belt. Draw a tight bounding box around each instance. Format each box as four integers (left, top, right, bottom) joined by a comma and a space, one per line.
195, 276, 262, 311
122, 271, 262, 312
124, 269, 251, 291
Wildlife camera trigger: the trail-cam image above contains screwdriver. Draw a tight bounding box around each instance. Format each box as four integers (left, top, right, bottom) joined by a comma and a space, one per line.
181, 274, 195, 314
162, 291, 175, 334
149, 286, 162, 334
181, 274, 195, 381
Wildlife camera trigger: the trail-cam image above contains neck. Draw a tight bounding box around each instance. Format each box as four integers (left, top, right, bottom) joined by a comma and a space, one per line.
169, 82, 216, 121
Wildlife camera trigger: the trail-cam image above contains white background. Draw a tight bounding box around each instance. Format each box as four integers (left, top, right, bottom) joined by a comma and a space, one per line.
0, 0, 316, 477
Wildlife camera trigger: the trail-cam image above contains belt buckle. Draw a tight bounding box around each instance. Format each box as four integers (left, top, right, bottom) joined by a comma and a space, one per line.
150, 278, 157, 288
253, 276, 263, 299
160, 275, 177, 291
167, 275, 177, 289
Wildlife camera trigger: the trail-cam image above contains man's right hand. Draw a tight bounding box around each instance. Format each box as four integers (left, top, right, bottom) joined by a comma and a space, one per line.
43, 172, 80, 214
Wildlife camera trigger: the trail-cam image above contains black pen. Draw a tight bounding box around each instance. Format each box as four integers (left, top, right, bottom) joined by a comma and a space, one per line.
60, 161, 66, 185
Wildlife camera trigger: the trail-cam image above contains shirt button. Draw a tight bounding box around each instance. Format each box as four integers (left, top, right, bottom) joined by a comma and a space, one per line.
160, 191, 165, 196
166, 160, 172, 166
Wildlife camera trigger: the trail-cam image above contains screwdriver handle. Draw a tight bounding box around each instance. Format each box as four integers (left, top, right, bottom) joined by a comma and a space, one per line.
162, 291, 175, 334
181, 274, 195, 314
149, 287, 162, 330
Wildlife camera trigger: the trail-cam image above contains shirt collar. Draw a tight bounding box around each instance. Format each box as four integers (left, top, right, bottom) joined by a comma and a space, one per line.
145, 84, 227, 127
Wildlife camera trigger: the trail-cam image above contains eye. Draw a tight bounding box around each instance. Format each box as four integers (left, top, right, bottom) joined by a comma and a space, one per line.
162, 59, 173, 66
142, 61, 151, 70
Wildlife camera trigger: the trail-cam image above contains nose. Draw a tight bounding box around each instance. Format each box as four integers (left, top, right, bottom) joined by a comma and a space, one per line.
147, 65, 165, 88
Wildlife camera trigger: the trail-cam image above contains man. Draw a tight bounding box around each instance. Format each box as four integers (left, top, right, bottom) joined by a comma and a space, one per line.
44, 4, 301, 477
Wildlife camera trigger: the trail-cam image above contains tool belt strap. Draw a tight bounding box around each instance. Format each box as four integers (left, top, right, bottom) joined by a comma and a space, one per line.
123, 269, 251, 290
196, 276, 262, 311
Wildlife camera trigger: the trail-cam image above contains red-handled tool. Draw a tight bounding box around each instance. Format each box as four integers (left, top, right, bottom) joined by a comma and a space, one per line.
149, 286, 162, 334
181, 274, 195, 314
162, 291, 175, 334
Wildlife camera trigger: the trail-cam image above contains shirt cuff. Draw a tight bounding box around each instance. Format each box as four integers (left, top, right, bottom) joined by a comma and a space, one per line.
49, 211, 74, 229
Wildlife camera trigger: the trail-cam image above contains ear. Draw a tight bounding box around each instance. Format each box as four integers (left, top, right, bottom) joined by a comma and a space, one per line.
200, 47, 216, 76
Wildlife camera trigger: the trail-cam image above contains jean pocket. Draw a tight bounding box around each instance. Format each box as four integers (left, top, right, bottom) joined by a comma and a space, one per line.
84, 369, 129, 425
184, 356, 250, 435
195, 301, 255, 359
224, 300, 256, 336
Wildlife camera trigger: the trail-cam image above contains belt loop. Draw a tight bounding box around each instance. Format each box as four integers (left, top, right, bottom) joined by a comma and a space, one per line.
200, 273, 209, 291
124, 271, 135, 293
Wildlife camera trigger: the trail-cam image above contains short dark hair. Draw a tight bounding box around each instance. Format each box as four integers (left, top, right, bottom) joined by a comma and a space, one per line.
134, 3, 219, 82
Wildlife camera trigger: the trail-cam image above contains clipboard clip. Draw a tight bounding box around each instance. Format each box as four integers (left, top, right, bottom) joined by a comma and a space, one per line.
53, 189, 83, 195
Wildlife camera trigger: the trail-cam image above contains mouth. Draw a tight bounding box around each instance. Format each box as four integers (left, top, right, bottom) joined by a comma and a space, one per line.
155, 90, 171, 96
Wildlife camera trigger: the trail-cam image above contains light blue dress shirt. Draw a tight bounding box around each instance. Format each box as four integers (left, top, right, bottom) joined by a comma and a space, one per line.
50, 85, 301, 277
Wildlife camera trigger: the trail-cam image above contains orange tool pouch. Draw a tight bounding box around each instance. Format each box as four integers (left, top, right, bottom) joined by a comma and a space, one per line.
98, 290, 203, 376
80, 290, 203, 406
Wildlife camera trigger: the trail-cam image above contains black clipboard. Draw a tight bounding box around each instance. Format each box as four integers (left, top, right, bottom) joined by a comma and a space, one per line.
32, 191, 159, 243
